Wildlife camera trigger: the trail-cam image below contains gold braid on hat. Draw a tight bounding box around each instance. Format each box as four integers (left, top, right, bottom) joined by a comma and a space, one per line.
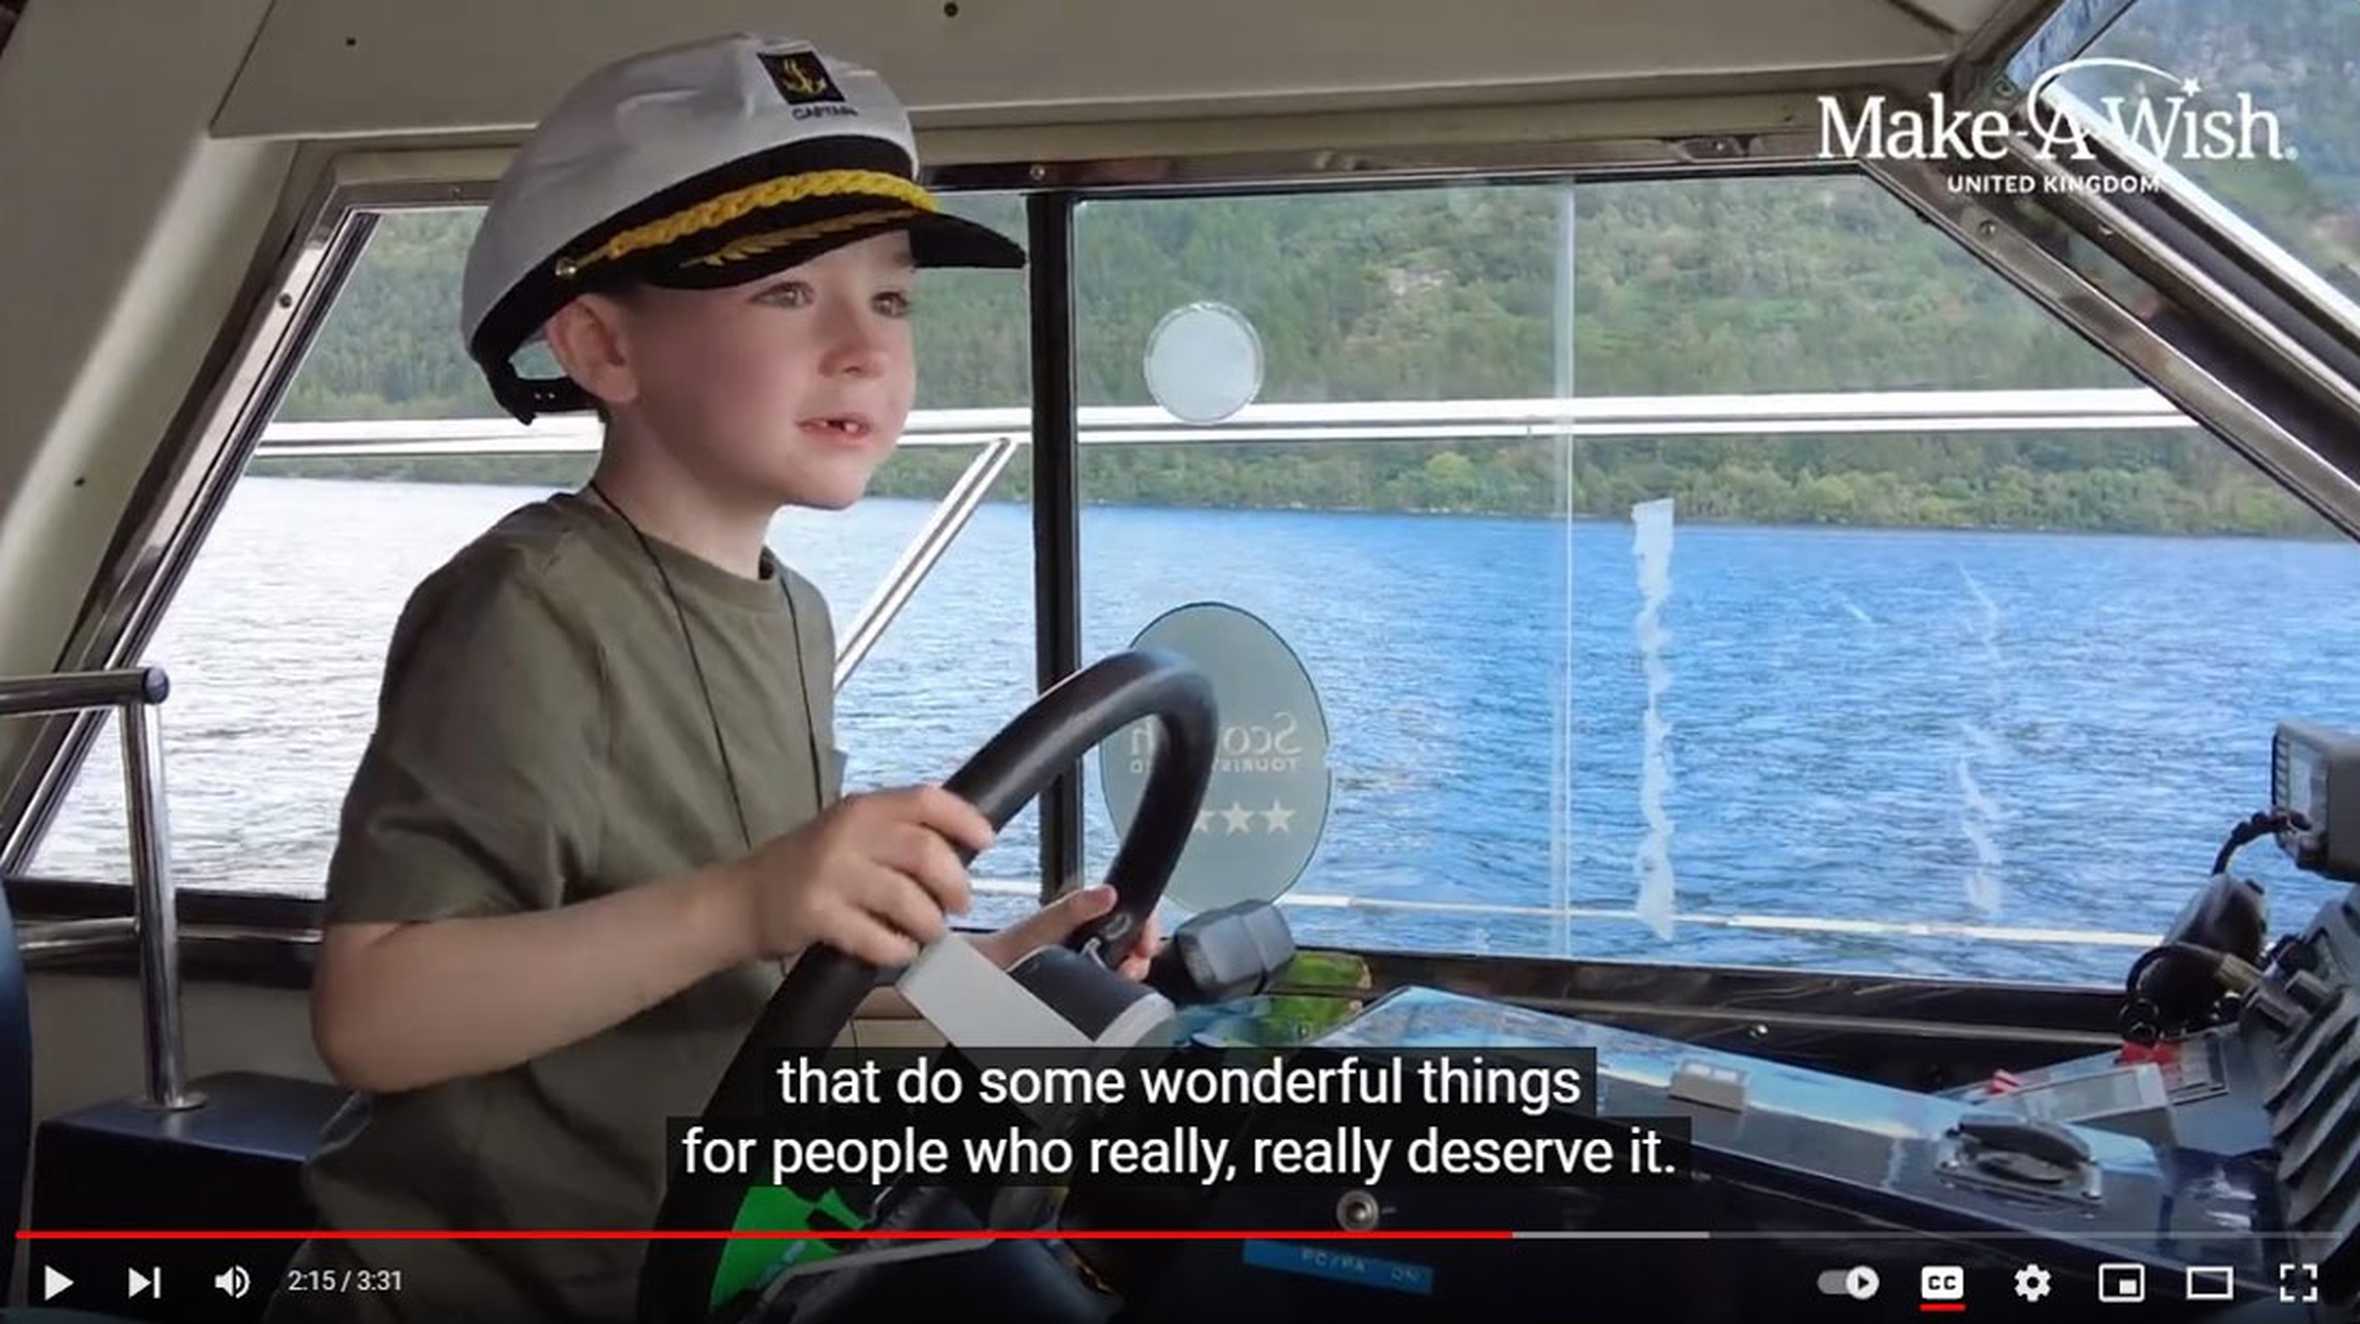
552, 168, 936, 279
678, 206, 926, 268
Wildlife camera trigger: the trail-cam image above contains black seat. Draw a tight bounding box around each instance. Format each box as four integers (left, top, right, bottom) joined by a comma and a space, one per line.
0, 877, 137, 1320
0, 862, 31, 1303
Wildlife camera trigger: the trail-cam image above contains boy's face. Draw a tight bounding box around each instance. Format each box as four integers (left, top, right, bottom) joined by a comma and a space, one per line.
598, 231, 917, 510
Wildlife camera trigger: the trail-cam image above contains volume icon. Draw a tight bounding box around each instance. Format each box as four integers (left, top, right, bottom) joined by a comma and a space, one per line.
215, 1265, 251, 1299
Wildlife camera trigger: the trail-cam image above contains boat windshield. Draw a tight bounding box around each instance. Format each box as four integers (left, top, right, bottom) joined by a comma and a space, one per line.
24, 166, 2360, 989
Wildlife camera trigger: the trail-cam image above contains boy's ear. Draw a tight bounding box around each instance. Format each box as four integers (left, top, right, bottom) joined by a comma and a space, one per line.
542, 293, 639, 412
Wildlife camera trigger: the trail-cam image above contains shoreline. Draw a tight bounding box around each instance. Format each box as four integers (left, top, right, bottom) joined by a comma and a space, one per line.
237, 468, 2351, 545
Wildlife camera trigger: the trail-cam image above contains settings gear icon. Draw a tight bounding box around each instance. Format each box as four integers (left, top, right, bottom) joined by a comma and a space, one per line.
2014, 1263, 2053, 1302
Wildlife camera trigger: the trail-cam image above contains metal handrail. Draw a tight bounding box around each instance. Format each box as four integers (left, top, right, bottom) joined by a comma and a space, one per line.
17, 916, 137, 959
834, 436, 1023, 690
0, 669, 201, 1111
0, 668, 170, 718
249, 387, 2199, 459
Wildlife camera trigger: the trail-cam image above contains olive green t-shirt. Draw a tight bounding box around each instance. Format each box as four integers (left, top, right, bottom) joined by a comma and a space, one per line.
268, 492, 840, 1324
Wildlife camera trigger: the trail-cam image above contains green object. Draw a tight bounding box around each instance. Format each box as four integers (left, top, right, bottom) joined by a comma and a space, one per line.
1178, 989, 1366, 1048
1278, 949, 1371, 992
709, 1186, 871, 1310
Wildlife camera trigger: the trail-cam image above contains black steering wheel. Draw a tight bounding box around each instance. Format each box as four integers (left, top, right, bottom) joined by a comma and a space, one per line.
639, 649, 1218, 1323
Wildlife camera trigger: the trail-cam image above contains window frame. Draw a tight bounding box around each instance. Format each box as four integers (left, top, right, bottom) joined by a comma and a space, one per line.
1996, 0, 2360, 360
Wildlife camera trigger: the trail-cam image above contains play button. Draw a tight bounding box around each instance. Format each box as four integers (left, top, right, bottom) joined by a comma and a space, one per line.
42, 1264, 72, 1300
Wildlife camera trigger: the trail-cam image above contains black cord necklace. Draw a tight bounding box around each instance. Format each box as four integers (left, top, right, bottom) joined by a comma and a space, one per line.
582, 479, 843, 1004
586, 478, 755, 853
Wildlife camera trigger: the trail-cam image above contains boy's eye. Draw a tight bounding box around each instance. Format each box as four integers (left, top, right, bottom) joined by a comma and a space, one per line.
758, 280, 814, 308
873, 291, 912, 318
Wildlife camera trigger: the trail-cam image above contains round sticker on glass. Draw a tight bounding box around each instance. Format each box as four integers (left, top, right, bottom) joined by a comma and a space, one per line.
1142, 302, 1265, 424
1100, 603, 1330, 911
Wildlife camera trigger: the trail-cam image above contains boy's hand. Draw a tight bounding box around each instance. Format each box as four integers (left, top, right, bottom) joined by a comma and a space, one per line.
973, 884, 1163, 982
728, 785, 994, 966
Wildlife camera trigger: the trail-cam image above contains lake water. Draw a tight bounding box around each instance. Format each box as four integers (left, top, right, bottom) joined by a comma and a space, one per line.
33, 478, 2360, 987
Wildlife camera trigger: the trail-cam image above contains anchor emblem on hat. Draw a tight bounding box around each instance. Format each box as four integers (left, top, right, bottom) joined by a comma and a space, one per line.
760, 50, 843, 104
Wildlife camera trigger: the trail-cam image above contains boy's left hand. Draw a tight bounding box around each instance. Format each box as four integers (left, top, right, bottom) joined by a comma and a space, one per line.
973, 884, 1162, 981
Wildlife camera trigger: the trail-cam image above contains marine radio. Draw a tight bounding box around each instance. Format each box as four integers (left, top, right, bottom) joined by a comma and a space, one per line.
2275, 722, 2360, 882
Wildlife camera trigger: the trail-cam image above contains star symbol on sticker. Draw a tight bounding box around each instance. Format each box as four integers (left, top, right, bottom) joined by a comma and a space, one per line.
1261, 800, 1295, 833
1219, 802, 1255, 834
1194, 810, 1214, 834
2180, 77, 2202, 96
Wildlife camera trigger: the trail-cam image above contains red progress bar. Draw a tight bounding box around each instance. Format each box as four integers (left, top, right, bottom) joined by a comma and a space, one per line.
1918, 1305, 1967, 1314
21, 1229, 1517, 1242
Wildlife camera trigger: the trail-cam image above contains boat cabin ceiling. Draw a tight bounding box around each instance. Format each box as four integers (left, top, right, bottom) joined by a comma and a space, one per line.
1, 0, 2359, 1313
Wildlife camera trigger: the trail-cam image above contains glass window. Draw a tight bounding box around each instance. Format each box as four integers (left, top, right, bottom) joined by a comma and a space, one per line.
1074, 174, 2360, 982
2057, 0, 2360, 316
31, 198, 1043, 926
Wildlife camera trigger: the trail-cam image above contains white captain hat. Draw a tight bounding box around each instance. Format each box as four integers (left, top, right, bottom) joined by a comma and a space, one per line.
461, 33, 1024, 423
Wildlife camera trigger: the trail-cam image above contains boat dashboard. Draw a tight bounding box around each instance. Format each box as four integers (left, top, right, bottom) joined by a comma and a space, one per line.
650, 725, 2360, 1324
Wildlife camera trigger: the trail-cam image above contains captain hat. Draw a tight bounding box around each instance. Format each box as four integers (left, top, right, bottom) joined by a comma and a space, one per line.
461, 32, 1024, 424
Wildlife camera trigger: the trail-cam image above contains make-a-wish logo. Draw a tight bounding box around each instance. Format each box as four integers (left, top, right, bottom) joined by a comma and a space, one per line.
1820, 58, 2294, 188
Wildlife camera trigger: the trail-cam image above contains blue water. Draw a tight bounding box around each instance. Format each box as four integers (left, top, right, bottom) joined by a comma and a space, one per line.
35, 480, 2360, 987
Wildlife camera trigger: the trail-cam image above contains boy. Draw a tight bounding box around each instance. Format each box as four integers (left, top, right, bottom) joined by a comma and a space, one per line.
265, 34, 1156, 1323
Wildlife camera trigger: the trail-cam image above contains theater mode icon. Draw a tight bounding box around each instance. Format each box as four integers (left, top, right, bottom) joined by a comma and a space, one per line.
2185, 1266, 2233, 1301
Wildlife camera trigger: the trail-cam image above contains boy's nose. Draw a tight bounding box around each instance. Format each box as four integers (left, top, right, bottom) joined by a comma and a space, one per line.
826, 341, 888, 378
816, 308, 893, 377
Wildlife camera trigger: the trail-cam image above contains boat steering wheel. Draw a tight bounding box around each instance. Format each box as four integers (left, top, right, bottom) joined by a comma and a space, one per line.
638, 649, 1218, 1322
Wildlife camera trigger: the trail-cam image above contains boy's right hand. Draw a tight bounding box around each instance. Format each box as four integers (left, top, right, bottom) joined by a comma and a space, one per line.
726, 785, 995, 966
